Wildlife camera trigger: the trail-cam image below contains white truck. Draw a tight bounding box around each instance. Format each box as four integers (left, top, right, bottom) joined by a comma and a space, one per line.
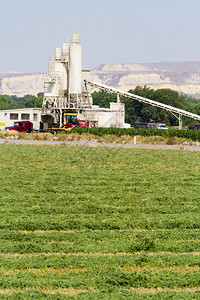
148, 123, 168, 130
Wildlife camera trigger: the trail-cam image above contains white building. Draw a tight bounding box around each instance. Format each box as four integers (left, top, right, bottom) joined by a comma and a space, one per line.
79, 102, 127, 128
0, 108, 41, 130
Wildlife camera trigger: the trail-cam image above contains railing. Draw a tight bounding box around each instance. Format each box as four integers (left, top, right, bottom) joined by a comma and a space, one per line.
42, 96, 92, 113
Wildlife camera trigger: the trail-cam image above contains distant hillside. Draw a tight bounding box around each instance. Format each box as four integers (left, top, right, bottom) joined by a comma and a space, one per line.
0, 72, 45, 97
90, 61, 200, 98
1, 61, 200, 98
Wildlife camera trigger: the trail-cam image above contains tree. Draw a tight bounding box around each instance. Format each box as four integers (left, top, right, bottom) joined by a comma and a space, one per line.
92, 90, 117, 108
0, 94, 43, 110
92, 86, 200, 126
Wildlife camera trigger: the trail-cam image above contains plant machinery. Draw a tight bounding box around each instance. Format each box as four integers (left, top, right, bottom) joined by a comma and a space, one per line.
50, 113, 89, 132
63, 113, 89, 129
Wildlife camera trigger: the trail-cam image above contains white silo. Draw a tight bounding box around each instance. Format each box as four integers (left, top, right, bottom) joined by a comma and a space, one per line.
48, 56, 55, 76
55, 47, 62, 60
69, 32, 82, 98
63, 39, 70, 55
54, 47, 67, 93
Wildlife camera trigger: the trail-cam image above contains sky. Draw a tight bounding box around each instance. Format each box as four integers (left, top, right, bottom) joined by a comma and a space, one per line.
1, 0, 200, 73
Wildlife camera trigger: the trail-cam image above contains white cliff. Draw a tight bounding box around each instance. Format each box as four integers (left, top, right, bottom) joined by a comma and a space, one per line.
1, 61, 200, 98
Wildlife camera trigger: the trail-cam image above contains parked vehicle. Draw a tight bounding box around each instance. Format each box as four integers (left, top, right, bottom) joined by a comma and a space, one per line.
188, 123, 200, 130
6, 121, 33, 133
50, 113, 89, 132
134, 120, 168, 130
148, 123, 168, 130
134, 120, 148, 129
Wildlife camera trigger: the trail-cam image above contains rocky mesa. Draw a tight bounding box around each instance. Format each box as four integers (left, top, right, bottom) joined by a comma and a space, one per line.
91, 61, 200, 98
1, 61, 200, 98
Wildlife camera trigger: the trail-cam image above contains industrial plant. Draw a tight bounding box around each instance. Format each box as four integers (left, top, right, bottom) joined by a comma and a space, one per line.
0, 32, 130, 131
41, 31, 130, 130
1, 31, 200, 131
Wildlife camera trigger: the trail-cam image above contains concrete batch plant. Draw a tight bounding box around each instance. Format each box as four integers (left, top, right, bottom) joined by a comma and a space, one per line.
41, 32, 130, 129
1, 31, 200, 131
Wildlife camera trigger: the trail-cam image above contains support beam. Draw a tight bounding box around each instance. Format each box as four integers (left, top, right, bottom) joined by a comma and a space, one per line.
179, 114, 183, 130
59, 109, 63, 127
117, 93, 120, 103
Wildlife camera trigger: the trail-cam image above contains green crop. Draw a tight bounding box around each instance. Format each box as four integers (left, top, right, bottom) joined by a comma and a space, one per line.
0, 144, 200, 298
68, 127, 200, 141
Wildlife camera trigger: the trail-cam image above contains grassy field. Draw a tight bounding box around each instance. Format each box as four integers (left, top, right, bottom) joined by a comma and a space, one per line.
0, 144, 200, 299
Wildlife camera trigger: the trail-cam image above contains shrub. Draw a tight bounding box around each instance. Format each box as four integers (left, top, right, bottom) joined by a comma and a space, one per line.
68, 127, 200, 142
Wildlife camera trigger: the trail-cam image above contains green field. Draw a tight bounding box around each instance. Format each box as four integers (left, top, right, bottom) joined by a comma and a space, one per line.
0, 144, 200, 299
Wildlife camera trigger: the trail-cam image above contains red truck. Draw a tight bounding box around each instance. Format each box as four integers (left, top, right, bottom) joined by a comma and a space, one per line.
6, 121, 33, 133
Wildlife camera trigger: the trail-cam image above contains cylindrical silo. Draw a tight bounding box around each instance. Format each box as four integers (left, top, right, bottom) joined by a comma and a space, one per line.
48, 57, 55, 75
63, 40, 70, 55
69, 32, 82, 96
55, 47, 61, 60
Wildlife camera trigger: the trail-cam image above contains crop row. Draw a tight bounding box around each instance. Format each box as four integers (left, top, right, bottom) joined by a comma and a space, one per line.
1, 212, 200, 231
1, 253, 200, 269
1, 253, 200, 298
1, 290, 200, 300
3, 290, 200, 300
69, 127, 200, 141
1, 269, 200, 289
1, 228, 200, 253
1, 229, 200, 242
1, 237, 200, 254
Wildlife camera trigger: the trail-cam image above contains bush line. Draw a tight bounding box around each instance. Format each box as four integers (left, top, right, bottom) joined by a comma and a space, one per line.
68, 128, 200, 141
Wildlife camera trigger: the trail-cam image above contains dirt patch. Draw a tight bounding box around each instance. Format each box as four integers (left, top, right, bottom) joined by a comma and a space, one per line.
0, 288, 97, 295
122, 265, 200, 273
126, 287, 200, 293
1, 251, 200, 257
0, 267, 88, 275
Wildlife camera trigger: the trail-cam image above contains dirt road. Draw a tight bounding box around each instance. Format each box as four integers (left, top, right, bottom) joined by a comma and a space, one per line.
1, 138, 200, 151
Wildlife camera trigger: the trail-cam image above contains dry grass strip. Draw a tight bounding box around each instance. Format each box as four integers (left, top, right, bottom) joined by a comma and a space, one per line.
1, 265, 200, 276
1, 287, 200, 295
0, 267, 88, 275
122, 265, 200, 273
1, 251, 200, 257
0, 288, 97, 295
126, 287, 200, 294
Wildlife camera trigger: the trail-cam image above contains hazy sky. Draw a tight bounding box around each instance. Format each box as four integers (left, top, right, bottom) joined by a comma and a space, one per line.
1, 0, 200, 73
